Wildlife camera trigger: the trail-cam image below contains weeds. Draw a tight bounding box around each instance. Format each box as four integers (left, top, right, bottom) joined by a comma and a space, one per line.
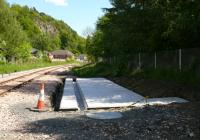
0, 60, 72, 74
73, 63, 200, 85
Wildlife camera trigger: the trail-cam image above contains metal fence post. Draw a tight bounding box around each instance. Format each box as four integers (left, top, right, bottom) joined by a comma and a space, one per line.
138, 53, 141, 69
179, 49, 182, 71
154, 52, 157, 69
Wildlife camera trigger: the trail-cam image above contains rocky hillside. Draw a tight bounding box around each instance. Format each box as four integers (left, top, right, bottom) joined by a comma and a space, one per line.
10, 4, 85, 53
35, 18, 58, 35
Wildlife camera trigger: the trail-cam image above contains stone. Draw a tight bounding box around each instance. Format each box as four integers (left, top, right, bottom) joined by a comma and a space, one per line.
189, 132, 194, 137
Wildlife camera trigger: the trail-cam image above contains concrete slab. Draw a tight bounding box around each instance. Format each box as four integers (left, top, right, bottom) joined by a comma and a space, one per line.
77, 78, 144, 109
59, 78, 79, 110
133, 97, 189, 107
86, 112, 122, 119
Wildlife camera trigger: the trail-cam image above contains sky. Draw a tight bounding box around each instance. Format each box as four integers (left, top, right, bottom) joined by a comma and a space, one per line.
6, 0, 112, 36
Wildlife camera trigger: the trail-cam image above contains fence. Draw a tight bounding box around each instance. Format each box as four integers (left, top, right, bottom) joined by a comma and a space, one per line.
105, 47, 200, 72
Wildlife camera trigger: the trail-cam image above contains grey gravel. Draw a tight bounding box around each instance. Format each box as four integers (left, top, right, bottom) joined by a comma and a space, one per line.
0, 67, 199, 140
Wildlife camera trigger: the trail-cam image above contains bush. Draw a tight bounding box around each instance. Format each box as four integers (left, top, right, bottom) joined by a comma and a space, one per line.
66, 56, 75, 63
0, 60, 6, 65
42, 54, 51, 62
131, 68, 200, 85
16, 42, 32, 61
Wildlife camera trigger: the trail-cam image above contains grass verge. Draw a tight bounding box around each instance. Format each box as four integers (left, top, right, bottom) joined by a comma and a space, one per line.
72, 63, 119, 77
73, 63, 200, 85
73, 63, 200, 101
0, 60, 80, 74
132, 69, 200, 86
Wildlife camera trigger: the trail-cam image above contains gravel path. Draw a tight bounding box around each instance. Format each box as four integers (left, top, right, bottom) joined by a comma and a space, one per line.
0, 67, 199, 140
0, 67, 76, 139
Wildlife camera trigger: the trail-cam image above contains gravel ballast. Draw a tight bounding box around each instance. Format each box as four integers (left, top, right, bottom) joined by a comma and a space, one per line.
0, 67, 199, 140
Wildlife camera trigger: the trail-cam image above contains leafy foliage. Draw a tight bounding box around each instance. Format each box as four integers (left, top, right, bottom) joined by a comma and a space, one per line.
10, 4, 86, 54
0, 0, 86, 62
16, 42, 32, 61
0, 0, 28, 61
73, 63, 119, 77
87, 0, 200, 65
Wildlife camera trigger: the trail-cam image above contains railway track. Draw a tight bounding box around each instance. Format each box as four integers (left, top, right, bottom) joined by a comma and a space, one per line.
0, 65, 66, 96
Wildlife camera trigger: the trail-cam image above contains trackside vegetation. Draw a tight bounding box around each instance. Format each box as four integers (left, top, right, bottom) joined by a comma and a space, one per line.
86, 0, 200, 67
73, 63, 200, 85
0, 0, 86, 73
76, 0, 200, 85
0, 59, 82, 74
0, 0, 86, 63
1, 0, 200, 86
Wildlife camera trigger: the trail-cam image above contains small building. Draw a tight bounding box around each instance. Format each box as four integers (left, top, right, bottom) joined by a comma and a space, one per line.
50, 50, 74, 60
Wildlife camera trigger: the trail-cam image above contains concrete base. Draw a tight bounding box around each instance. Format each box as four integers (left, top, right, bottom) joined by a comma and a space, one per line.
77, 78, 144, 109
60, 78, 189, 111
59, 78, 79, 110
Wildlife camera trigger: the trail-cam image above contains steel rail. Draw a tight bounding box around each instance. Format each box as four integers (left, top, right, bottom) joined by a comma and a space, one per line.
0, 65, 65, 96
0, 66, 58, 85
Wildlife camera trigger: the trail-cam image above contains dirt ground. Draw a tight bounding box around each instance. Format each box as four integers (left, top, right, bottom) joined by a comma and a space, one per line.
0, 69, 199, 140
110, 77, 200, 102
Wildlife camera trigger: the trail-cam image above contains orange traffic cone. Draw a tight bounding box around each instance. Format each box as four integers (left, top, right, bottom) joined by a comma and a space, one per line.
37, 83, 45, 110
30, 83, 48, 112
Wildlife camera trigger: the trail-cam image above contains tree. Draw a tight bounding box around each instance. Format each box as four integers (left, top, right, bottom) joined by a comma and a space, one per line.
87, 0, 200, 65
0, 38, 6, 57
32, 34, 51, 51
82, 26, 94, 38
10, 3, 86, 55
0, 0, 30, 61
16, 42, 32, 61
0, 0, 86, 62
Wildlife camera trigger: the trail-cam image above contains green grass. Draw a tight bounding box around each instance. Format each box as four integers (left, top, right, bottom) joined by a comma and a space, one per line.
0, 60, 79, 74
73, 62, 200, 85
72, 62, 119, 77
133, 69, 200, 85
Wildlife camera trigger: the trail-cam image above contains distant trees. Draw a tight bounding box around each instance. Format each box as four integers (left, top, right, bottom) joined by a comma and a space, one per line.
0, 0, 86, 62
11, 3, 86, 54
0, 0, 29, 62
0, 38, 6, 58
87, 0, 200, 64
16, 42, 32, 61
82, 26, 94, 37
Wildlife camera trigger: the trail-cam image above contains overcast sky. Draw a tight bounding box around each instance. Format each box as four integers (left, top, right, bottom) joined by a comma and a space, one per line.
7, 0, 111, 36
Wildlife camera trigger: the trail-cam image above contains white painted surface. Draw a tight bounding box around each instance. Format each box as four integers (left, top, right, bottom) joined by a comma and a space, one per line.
59, 78, 79, 110
77, 78, 144, 109
133, 97, 188, 107
60, 78, 188, 110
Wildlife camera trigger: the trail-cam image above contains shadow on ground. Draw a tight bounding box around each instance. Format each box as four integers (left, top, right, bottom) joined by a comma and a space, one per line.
12, 79, 62, 96
17, 104, 200, 140
110, 77, 200, 101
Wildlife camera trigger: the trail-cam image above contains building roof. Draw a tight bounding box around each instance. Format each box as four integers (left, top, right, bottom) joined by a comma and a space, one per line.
50, 50, 74, 56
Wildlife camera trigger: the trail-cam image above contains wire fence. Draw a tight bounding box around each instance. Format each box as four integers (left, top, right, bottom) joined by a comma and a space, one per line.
104, 47, 200, 72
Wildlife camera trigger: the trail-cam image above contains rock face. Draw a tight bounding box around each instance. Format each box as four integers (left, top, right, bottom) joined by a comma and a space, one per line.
35, 19, 58, 36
